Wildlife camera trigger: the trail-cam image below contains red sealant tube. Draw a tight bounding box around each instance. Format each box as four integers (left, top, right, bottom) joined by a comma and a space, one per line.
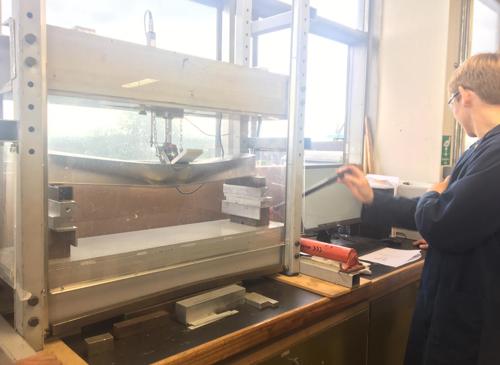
300, 237, 360, 272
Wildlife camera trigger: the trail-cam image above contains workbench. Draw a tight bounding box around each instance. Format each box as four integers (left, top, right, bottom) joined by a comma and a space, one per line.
42, 239, 424, 365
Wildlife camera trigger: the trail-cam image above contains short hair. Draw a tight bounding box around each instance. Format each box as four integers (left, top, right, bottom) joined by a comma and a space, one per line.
448, 52, 500, 105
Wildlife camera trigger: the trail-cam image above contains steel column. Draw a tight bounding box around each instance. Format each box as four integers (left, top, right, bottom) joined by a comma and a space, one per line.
12, 0, 48, 350
284, 0, 310, 275
226, 0, 252, 155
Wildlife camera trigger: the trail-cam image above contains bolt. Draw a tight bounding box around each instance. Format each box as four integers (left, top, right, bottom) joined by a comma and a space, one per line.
28, 317, 39, 327
294, 253, 300, 259
24, 57, 37, 67
294, 241, 300, 247
24, 33, 37, 44
27, 296, 39, 306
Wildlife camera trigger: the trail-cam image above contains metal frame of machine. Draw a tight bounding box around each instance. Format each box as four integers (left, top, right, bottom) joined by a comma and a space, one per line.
0, 0, 375, 355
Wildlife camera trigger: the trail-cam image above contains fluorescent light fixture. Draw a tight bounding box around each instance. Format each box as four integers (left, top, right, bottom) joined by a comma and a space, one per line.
121, 78, 159, 89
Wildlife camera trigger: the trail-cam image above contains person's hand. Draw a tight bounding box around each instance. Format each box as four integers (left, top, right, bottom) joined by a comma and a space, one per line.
337, 165, 374, 205
412, 239, 429, 250
16, 353, 62, 365
428, 176, 450, 194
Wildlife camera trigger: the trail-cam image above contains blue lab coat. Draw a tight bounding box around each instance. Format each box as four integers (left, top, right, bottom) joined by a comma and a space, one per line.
362, 125, 500, 365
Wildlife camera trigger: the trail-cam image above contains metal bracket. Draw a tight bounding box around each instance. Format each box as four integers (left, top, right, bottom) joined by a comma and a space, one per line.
0, 120, 18, 141
5, 18, 17, 81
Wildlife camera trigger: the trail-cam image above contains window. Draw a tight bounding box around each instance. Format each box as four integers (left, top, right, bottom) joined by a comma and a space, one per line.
464, 0, 499, 149
309, 0, 364, 30
471, 0, 500, 55
305, 35, 348, 146
255, 0, 368, 164
279, 0, 365, 29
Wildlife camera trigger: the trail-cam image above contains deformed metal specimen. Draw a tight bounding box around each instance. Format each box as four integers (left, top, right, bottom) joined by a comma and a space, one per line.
84, 333, 114, 356
175, 284, 246, 326
245, 292, 279, 310
48, 152, 256, 186
112, 310, 169, 339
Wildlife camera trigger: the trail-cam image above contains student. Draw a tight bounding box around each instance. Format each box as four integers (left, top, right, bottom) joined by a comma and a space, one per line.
338, 52, 500, 365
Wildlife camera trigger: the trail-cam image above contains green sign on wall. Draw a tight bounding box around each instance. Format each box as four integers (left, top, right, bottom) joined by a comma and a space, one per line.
441, 135, 451, 166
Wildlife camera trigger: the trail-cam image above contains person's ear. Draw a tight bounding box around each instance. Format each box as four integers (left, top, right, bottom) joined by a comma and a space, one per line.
458, 86, 474, 107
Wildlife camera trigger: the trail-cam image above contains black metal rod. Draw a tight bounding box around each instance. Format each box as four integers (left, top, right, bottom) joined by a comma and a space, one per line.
273, 172, 344, 210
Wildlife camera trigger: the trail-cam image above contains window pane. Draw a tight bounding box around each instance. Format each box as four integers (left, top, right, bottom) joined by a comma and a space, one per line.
46, 0, 217, 59
465, 0, 499, 149
279, 0, 364, 29
257, 28, 291, 75
1, 1, 11, 24
257, 28, 349, 164
305, 35, 348, 148
257, 28, 291, 138
471, 0, 499, 54
310, 0, 363, 29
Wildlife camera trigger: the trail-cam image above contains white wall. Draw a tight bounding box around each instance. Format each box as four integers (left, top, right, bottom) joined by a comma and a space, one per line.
373, 0, 453, 182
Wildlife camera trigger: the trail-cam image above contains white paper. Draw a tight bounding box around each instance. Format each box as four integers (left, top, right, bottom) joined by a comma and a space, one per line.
359, 248, 422, 268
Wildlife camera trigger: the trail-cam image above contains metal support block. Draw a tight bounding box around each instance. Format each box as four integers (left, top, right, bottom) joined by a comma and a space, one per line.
48, 229, 76, 259
222, 200, 269, 220
84, 333, 114, 357
48, 200, 76, 219
223, 184, 267, 198
48, 185, 73, 201
47, 185, 77, 258
47, 216, 76, 232
300, 258, 360, 288
112, 310, 169, 340
229, 214, 270, 227
245, 292, 279, 309
175, 284, 245, 326
225, 176, 267, 188
224, 195, 272, 207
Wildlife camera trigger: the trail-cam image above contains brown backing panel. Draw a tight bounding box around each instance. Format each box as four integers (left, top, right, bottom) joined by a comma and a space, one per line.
73, 182, 225, 238
71, 166, 287, 238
